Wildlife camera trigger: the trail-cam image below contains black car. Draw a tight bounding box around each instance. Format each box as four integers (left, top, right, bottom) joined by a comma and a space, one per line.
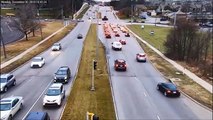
54, 66, 71, 83
114, 59, 127, 71
25, 112, 50, 120
102, 16, 108, 21
125, 33, 130, 37
157, 82, 180, 97
77, 34, 83, 39
0, 73, 16, 92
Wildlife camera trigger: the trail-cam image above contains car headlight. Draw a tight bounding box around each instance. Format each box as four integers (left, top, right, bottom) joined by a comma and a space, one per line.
64, 77, 67, 79
1, 114, 9, 120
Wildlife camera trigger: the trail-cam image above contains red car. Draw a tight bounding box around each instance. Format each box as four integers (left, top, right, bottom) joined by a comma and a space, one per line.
119, 39, 126, 45
114, 59, 127, 71
125, 32, 130, 37
115, 33, 120, 37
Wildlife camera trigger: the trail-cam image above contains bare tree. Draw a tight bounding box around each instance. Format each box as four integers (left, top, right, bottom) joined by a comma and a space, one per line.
14, 4, 37, 40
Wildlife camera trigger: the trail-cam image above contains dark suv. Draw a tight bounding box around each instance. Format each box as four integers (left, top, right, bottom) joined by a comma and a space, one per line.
0, 73, 16, 93
114, 59, 127, 71
54, 66, 71, 83
25, 112, 50, 120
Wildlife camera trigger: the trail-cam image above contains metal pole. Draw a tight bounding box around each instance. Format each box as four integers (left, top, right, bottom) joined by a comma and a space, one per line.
1, 27, 7, 59
91, 60, 95, 91
37, 9, 43, 40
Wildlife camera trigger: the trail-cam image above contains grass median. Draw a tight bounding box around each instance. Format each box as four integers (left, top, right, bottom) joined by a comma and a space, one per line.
61, 24, 116, 120
135, 37, 212, 110
0, 24, 75, 73
76, 5, 89, 19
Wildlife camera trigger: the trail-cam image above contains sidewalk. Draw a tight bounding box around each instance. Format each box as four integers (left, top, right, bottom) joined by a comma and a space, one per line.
127, 28, 212, 93
0, 26, 66, 69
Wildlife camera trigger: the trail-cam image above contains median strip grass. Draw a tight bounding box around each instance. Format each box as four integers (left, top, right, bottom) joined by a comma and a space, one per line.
0, 24, 75, 74
135, 37, 212, 110
76, 5, 89, 19
61, 24, 116, 120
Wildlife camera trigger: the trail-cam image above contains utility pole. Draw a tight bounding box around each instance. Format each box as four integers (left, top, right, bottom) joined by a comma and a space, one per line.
37, 9, 43, 40
0, 27, 7, 59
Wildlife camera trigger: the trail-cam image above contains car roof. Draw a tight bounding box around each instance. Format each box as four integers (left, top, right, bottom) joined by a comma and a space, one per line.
33, 56, 43, 59
59, 66, 69, 70
49, 83, 63, 89
54, 43, 60, 45
0, 73, 12, 78
115, 59, 126, 62
138, 53, 146, 55
162, 82, 177, 90
25, 112, 48, 120
0, 96, 22, 103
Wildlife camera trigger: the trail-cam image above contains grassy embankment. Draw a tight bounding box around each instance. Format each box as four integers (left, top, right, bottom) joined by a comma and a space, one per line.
76, 4, 90, 19
61, 24, 116, 120
128, 25, 212, 109
0, 22, 75, 73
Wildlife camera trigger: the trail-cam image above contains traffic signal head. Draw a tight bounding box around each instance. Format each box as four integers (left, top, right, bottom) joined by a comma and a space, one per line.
93, 60, 97, 70
92, 114, 99, 120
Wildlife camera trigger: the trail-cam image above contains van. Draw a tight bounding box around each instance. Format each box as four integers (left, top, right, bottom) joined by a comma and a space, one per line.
25, 112, 50, 120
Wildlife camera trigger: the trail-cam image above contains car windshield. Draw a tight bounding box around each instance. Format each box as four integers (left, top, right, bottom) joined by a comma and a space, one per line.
116, 43, 121, 46
46, 89, 60, 96
0, 103, 11, 111
33, 57, 42, 62
54, 43, 60, 46
0, 78, 7, 83
56, 70, 67, 75
165, 83, 177, 90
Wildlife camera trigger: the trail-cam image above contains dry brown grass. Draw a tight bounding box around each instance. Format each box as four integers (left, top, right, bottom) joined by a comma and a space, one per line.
137, 39, 213, 110
0, 24, 75, 74
1, 21, 63, 63
61, 24, 116, 120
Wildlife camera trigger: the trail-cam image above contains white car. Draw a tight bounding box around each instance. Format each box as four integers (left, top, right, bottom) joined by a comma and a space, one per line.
43, 83, 65, 106
112, 41, 122, 51
0, 96, 23, 120
51, 43, 61, 51
136, 53, 146, 62
30, 57, 45, 68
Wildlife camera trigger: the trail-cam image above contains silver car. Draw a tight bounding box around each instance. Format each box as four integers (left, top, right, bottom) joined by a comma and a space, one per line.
0, 73, 16, 93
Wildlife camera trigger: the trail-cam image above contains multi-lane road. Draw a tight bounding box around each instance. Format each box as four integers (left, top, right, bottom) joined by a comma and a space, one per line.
98, 6, 212, 120
0, 5, 212, 120
0, 6, 97, 119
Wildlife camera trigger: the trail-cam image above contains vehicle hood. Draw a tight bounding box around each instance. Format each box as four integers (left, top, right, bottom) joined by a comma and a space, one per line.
44, 95, 60, 101
1, 110, 10, 119
0, 83, 7, 89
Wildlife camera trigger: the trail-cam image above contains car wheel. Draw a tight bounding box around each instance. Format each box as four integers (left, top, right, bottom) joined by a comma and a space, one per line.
19, 103, 23, 110
13, 80, 16, 86
164, 92, 167, 97
156, 85, 159, 90
4, 87, 8, 92
8, 115, 12, 120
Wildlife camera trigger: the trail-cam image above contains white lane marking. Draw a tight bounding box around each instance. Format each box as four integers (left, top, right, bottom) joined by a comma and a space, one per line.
6, 22, 13, 32
157, 115, 160, 120
22, 81, 52, 120
144, 92, 147, 97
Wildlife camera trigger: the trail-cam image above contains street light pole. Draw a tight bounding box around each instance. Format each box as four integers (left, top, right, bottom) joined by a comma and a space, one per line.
37, 9, 43, 40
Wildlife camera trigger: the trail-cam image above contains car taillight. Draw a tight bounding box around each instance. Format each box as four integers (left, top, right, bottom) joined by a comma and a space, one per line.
167, 90, 171, 93
124, 64, 127, 67
115, 64, 118, 67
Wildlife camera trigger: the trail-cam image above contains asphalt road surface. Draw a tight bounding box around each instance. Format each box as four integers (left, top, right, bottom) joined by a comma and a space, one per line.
0, 6, 97, 120
98, 6, 212, 120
